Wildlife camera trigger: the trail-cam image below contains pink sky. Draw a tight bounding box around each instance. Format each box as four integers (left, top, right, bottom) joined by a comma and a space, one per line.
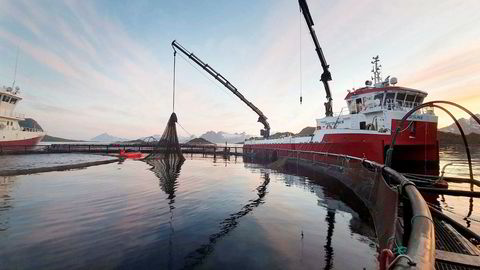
0, 0, 479, 139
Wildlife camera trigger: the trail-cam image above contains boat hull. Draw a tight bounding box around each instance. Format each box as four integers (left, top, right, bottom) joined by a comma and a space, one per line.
244, 121, 440, 174
0, 134, 44, 147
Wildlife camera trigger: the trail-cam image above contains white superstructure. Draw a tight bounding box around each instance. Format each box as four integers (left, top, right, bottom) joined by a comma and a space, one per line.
0, 85, 45, 145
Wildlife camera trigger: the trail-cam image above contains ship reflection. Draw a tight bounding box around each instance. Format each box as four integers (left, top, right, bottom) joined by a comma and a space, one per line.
183, 172, 271, 269
244, 160, 376, 270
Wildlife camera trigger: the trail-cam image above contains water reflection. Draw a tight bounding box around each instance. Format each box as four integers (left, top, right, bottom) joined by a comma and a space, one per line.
243, 162, 377, 269
0, 176, 15, 231
145, 154, 185, 270
437, 145, 479, 233
145, 155, 185, 201
0, 156, 378, 269
183, 173, 271, 269
260, 162, 376, 239
324, 210, 335, 270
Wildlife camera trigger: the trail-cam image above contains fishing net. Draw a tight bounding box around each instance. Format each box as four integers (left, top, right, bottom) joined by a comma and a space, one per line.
146, 112, 185, 160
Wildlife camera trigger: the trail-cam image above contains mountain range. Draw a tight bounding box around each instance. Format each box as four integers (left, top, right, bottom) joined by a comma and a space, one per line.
199, 131, 252, 144
439, 114, 480, 135
137, 131, 252, 144
90, 133, 129, 142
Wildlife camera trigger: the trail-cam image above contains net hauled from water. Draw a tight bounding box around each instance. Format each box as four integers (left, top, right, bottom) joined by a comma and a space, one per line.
146, 112, 185, 160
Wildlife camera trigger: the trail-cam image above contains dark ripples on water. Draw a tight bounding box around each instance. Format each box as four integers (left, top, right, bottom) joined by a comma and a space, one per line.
0, 155, 378, 269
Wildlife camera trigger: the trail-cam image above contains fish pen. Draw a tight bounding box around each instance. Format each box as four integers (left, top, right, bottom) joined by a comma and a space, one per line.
245, 147, 480, 269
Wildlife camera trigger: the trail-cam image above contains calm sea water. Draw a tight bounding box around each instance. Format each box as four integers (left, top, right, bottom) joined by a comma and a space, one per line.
0, 155, 378, 270
437, 144, 480, 233
0, 153, 116, 171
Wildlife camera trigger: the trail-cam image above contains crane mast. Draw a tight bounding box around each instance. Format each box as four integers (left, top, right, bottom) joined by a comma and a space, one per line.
298, 0, 334, 117
171, 40, 270, 138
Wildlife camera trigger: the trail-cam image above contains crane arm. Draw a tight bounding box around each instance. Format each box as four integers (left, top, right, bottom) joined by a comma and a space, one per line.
171, 40, 270, 138
298, 0, 333, 117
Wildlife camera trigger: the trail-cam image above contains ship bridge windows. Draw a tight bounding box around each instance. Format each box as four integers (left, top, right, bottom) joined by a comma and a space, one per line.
384, 92, 396, 109
405, 94, 416, 107
414, 95, 424, 104
9, 98, 17, 104
373, 93, 384, 107
348, 100, 357, 114
405, 94, 416, 102
355, 98, 364, 112
396, 93, 406, 106
2, 95, 10, 102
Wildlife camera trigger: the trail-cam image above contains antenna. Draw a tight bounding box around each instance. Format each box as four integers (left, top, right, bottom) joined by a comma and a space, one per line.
12, 47, 19, 89
371, 55, 382, 84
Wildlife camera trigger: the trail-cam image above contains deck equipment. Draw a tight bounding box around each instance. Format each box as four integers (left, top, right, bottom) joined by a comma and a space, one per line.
171, 40, 270, 138
299, 0, 334, 117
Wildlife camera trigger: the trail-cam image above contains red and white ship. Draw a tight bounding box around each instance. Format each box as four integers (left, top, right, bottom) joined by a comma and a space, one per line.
244, 1, 439, 174
0, 85, 45, 146
244, 57, 439, 173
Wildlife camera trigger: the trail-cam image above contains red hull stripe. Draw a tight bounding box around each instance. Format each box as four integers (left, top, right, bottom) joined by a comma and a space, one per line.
0, 135, 44, 146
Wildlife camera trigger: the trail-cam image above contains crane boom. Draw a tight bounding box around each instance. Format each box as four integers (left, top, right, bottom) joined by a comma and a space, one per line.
171, 40, 270, 138
298, 0, 333, 117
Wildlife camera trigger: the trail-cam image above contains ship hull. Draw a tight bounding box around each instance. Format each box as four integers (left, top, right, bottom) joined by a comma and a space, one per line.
0, 134, 45, 147
244, 121, 439, 175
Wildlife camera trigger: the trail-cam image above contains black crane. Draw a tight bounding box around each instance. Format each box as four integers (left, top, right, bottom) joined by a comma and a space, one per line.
298, 0, 334, 117
171, 40, 270, 138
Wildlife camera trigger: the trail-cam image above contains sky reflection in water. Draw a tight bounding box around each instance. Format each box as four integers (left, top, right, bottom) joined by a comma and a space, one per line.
0, 155, 378, 269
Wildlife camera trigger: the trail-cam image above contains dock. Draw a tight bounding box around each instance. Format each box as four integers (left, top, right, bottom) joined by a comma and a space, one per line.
0, 143, 244, 156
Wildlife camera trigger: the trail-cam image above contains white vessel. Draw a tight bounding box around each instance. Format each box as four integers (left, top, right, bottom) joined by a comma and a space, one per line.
0, 85, 45, 146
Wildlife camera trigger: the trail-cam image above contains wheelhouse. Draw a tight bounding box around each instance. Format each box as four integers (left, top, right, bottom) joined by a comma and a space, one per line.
345, 86, 428, 114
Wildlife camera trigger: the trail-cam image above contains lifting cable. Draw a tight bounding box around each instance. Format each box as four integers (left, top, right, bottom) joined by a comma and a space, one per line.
172, 50, 177, 112
299, 7, 303, 105
177, 121, 193, 138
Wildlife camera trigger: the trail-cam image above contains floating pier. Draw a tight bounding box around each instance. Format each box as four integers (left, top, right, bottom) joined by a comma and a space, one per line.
0, 143, 244, 157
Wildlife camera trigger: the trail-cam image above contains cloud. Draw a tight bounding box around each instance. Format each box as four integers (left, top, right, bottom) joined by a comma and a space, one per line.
0, 0, 479, 138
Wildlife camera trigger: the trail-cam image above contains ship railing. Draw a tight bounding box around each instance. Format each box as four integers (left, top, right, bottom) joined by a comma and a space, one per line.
244, 147, 435, 269
21, 127, 42, 132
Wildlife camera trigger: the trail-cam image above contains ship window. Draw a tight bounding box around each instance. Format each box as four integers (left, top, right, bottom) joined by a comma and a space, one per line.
384, 92, 396, 106
405, 94, 416, 102
356, 98, 364, 112
348, 100, 357, 114
10, 98, 17, 104
414, 96, 424, 104
2, 95, 10, 102
374, 93, 384, 107
396, 93, 406, 106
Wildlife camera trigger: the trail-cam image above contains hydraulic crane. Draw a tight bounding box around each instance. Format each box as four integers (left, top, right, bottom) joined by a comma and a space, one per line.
171, 40, 270, 138
298, 0, 334, 117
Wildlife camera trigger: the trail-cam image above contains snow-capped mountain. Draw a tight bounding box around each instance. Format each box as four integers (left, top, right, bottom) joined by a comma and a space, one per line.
90, 133, 129, 142
439, 114, 480, 135
138, 134, 194, 143
200, 131, 252, 144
